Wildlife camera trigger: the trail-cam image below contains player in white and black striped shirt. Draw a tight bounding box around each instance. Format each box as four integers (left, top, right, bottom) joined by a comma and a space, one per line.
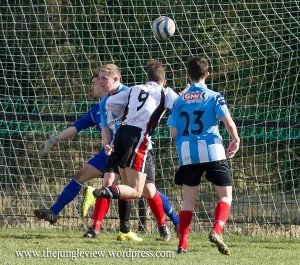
93, 60, 178, 239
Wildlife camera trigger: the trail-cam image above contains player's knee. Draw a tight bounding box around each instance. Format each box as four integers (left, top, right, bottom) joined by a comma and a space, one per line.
74, 169, 86, 183
103, 173, 116, 187
143, 183, 156, 199
220, 196, 232, 206
133, 189, 143, 199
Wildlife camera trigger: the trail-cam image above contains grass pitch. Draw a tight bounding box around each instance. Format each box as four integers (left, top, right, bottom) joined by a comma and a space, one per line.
1, 228, 299, 265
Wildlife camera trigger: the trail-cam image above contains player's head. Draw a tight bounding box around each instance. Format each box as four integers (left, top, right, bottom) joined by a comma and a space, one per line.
91, 68, 106, 99
98, 64, 121, 94
187, 56, 209, 82
146, 60, 166, 86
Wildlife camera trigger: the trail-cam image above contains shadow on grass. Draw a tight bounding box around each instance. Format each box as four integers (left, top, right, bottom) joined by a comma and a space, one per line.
0, 233, 50, 240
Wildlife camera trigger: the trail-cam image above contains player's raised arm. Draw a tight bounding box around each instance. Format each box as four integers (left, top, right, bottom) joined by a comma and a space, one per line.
38, 126, 77, 157
38, 104, 99, 157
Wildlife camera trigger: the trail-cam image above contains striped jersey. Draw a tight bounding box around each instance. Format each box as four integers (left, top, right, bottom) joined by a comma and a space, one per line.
106, 81, 178, 136
99, 84, 129, 136
73, 103, 102, 133
167, 83, 230, 165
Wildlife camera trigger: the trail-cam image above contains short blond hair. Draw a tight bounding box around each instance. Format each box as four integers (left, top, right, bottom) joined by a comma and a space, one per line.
99, 64, 121, 77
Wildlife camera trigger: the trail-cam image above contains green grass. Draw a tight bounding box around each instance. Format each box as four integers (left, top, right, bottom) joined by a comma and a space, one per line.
1, 228, 299, 265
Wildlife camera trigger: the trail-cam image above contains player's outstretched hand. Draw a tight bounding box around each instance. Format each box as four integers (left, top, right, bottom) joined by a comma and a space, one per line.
104, 144, 114, 155
226, 140, 240, 159
38, 135, 59, 157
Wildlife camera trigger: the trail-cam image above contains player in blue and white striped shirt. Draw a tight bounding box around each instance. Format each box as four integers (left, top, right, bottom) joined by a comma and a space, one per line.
167, 56, 240, 255
168, 82, 229, 165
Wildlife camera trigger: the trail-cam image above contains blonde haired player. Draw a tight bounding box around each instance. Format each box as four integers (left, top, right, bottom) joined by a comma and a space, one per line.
85, 63, 179, 240
93, 60, 178, 239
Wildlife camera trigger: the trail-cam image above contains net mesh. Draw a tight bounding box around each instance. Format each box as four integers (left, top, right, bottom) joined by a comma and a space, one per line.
0, 0, 299, 236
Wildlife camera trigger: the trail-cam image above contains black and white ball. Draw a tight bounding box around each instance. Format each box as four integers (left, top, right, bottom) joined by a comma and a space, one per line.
152, 16, 175, 40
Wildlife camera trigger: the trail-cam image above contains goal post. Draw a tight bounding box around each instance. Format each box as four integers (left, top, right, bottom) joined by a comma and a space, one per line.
0, 1, 299, 236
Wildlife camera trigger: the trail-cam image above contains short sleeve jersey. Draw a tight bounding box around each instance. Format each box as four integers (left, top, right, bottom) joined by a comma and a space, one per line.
99, 84, 129, 136
167, 83, 230, 165
111, 81, 178, 136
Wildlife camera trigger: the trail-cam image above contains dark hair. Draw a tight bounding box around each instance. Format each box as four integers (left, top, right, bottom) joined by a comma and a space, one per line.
187, 56, 209, 81
146, 60, 165, 83
92, 68, 101, 81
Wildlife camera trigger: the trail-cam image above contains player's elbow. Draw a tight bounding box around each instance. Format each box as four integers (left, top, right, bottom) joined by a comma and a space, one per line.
226, 122, 237, 133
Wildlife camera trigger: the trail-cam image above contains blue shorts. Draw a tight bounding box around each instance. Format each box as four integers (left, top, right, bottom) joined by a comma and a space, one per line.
87, 148, 107, 173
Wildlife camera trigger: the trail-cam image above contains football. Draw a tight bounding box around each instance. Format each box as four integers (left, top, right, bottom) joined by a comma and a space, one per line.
152, 16, 175, 40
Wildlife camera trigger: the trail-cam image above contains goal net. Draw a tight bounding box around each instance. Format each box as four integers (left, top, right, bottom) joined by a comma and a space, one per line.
0, 0, 299, 236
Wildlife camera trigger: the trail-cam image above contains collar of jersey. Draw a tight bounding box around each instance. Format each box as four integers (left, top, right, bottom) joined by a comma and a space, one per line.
145, 81, 161, 87
108, 84, 124, 96
189, 82, 208, 90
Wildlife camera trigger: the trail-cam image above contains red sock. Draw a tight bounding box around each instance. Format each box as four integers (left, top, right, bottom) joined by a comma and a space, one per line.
92, 198, 111, 232
178, 210, 193, 250
146, 191, 165, 226
213, 201, 231, 235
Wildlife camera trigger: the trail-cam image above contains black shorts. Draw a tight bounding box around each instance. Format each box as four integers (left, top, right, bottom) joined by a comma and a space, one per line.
103, 133, 155, 183
107, 125, 150, 173
175, 160, 233, 187
144, 150, 155, 184
103, 158, 119, 175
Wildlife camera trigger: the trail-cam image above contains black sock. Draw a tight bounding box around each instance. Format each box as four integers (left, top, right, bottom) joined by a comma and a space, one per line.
108, 186, 120, 199
118, 199, 131, 233
93, 186, 120, 199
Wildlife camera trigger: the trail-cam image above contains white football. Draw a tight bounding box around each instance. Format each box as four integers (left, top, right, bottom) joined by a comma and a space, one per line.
152, 16, 175, 40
